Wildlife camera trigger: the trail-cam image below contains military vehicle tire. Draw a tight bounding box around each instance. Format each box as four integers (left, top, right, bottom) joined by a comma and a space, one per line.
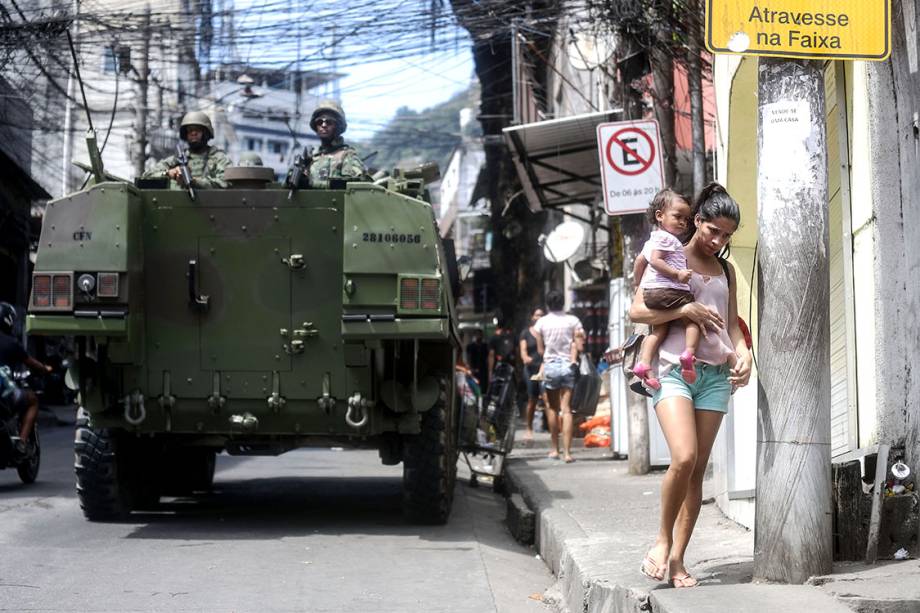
186, 448, 217, 492
401, 375, 458, 524
162, 448, 216, 495
74, 408, 142, 520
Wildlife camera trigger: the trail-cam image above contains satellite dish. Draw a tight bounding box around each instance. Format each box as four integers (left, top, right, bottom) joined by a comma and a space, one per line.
567, 30, 616, 71
573, 257, 607, 282
542, 222, 585, 263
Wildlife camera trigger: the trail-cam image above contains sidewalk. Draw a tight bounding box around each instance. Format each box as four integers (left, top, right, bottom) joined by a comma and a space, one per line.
504, 432, 920, 613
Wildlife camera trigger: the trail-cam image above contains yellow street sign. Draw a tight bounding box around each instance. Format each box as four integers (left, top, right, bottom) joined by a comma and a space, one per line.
706, 1, 890, 61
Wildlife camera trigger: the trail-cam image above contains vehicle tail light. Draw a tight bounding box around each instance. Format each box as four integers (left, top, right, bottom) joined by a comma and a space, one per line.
400, 278, 419, 310
420, 278, 440, 310
32, 274, 51, 307
31, 272, 73, 311
52, 274, 72, 308
97, 272, 119, 298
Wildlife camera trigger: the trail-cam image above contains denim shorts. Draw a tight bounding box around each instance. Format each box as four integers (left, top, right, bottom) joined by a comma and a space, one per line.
544, 358, 576, 390
652, 363, 731, 413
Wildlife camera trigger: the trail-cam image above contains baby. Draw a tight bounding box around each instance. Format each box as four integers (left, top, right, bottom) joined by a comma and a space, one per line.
631, 189, 700, 388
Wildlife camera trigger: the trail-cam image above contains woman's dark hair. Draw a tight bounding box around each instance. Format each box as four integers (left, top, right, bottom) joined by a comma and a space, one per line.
645, 188, 689, 225
546, 290, 565, 312
685, 183, 741, 251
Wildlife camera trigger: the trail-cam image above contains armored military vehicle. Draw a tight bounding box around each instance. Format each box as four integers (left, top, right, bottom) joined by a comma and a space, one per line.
27, 135, 461, 523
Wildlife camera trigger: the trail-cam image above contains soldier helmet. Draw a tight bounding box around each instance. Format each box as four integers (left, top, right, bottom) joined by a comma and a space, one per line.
0, 302, 16, 335
310, 99, 347, 135
179, 111, 214, 141
237, 151, 264, 167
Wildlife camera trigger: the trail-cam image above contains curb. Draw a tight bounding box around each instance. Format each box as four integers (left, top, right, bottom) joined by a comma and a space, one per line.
505, 461, 653, 613
506, 492, 536, 546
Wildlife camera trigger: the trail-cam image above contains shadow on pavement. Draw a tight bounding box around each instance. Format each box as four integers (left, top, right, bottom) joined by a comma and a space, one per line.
117, 465, 523, 555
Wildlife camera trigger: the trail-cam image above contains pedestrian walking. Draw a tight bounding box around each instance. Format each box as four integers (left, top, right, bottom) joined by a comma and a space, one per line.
533, 291, 583, 463
519, 307, 547, 443
629, 183, 753, 588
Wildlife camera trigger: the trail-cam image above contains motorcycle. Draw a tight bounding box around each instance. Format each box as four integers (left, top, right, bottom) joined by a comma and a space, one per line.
0, 367, 41, 484
458, 361, 517, 491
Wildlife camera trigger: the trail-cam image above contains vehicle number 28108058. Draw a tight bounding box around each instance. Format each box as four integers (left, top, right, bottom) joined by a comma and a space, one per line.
362, 232, 422, 244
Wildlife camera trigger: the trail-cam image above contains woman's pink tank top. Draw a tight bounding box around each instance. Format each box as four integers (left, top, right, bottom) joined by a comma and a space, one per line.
655, 270, 736, 377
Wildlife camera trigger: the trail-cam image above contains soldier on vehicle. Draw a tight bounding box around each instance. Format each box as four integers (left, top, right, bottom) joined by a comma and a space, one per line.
143, 111, 230, 189
307, 99, 367, 187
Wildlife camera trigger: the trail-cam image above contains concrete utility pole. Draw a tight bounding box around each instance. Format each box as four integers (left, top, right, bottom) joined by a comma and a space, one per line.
622, 214, 650, 475
133, 5, 151, 178
617, 73, 650, 476
754, 58, 833, 584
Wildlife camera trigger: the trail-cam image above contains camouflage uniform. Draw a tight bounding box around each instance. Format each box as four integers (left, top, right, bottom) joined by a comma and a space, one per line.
309, 137, 366, 188
143, 111, 230, 189
305, 99, 367, 189
143, 146, 231, 189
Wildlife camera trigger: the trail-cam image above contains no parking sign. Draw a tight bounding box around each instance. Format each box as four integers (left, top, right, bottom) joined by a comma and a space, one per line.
597, 120, 664, 215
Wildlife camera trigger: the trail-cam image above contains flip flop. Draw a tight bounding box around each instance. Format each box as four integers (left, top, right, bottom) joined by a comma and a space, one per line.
640, 555, 667, 581
670, 573, 698, 588
563, 456, 576, 463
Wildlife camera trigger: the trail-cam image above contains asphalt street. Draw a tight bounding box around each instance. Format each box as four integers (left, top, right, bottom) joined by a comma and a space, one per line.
0, 423, 553, 613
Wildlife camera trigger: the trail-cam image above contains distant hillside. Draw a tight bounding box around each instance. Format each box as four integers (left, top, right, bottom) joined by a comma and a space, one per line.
364, 85, 480, 173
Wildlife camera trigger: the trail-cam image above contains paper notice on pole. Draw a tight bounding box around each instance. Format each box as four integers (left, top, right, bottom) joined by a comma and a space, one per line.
761, 100, 813, 185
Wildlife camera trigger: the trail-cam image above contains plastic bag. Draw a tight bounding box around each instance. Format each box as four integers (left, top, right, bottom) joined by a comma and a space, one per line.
584, 428, 611, 447
572, 355, 602, 414
579, 353, 594, 376
579, 414, 611, 431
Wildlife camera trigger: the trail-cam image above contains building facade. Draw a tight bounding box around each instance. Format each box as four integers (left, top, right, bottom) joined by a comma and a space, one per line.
710, 0, 920, 528
0, 76, 50, 313
204, 67, 339, 180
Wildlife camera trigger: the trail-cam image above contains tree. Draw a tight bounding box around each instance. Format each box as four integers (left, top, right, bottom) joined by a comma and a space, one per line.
588, 0, 711, 191
448, 0, 556, 333
366, 86, 479, 173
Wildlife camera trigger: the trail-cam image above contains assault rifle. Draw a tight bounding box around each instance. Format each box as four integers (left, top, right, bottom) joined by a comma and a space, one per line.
175, 144, 196, 201
287, 145, 314, 200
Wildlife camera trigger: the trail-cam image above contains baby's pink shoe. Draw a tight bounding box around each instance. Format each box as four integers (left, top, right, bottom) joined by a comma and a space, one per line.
679, 350, 697, 383
632, 362, 661, 390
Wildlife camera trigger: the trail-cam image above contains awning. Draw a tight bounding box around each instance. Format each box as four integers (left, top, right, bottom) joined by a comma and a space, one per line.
503, 109, 623, 212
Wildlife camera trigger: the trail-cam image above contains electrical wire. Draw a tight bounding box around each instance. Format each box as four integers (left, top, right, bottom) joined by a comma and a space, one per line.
1, 0, 505, 137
